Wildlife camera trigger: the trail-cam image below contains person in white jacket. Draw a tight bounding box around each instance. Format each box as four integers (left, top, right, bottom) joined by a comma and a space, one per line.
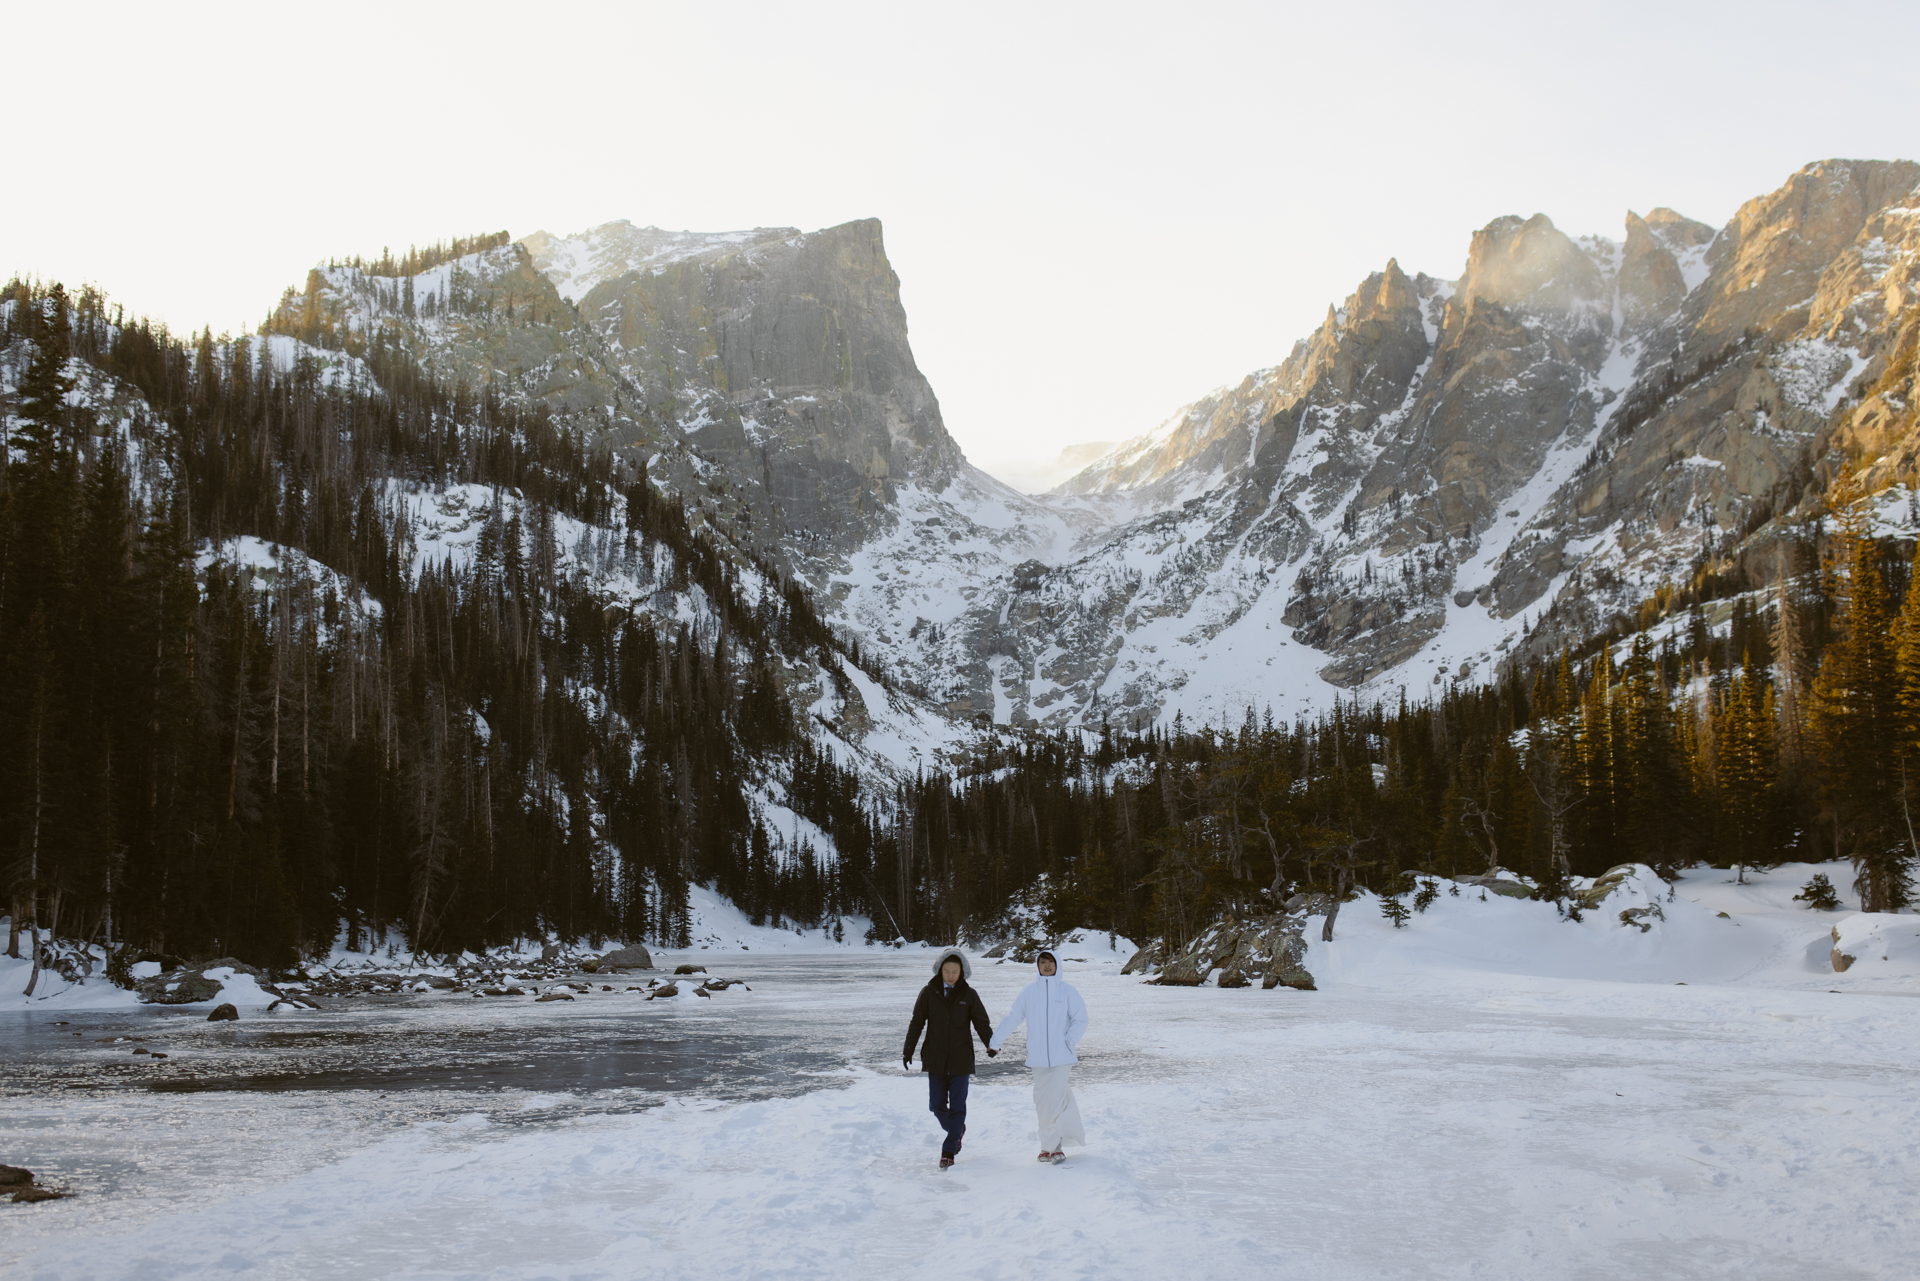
989, 948, 1088, 1161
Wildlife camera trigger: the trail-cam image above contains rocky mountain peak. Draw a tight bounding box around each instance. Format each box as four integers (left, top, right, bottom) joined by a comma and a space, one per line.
1370, 257, 1420, 314
1641, 206, 1715, 248
1690, 158, 1920, 347
1620, 210, 1688, 324
1456, 212, 1604, 314
524, 217, 971, 553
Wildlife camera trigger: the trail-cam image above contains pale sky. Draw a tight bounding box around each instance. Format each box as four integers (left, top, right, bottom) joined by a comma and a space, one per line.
8, 1, 1917, 481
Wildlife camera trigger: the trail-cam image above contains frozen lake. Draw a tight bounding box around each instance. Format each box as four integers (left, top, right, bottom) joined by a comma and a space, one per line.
4, 867, 1919, 1279
1, 954, 1012, 1103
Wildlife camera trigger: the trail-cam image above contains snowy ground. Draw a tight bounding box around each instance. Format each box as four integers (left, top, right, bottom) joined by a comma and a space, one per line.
5, 863, 1919, 1279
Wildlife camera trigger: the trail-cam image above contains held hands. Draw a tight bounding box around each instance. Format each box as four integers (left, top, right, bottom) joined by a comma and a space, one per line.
987, 1048, 998, 1057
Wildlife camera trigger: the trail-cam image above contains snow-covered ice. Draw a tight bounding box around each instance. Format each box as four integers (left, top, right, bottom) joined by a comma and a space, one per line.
4, 863, 1918, 1278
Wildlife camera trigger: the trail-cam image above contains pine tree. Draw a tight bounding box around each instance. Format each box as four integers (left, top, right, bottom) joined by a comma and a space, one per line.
1617, 633, 1692, 872
1809, 511, 1910, 910
1717, 652, 1781, 876
1379, 895, 1410, 928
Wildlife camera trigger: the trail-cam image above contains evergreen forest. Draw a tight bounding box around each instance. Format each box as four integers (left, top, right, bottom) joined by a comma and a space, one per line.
5, 277, 1919, 977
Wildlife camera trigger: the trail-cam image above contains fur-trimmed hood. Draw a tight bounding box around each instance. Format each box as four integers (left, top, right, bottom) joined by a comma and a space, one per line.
930, 950, 973, 981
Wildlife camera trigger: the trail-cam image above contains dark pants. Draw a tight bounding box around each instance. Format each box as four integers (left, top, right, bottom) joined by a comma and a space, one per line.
927, 1072, 971, 1155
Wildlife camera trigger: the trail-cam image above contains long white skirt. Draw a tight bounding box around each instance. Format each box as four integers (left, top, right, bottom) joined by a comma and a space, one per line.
1031, 1064, 1086, 1149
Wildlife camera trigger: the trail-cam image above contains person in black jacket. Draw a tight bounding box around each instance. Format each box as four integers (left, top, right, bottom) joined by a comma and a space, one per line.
903, 950, 996, 1169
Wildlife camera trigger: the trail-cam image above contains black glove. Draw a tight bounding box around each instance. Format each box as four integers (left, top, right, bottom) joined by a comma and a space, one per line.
902, 1057, 913, 1071
987, 1048, 998, 1057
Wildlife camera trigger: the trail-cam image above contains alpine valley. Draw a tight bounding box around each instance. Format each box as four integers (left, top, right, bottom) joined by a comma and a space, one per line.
7, 157, 1920, 970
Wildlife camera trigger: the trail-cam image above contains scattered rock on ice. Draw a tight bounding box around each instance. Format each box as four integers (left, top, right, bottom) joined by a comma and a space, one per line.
650, 983, 681, 999
206, 1003, 239, 1022
598, 946, 654, 971
138, 958, 284, 1007
1, 1167, 77, 1205
673, 964, 706, 975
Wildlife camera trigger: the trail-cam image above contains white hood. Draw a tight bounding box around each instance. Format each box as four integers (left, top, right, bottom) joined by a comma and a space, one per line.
931, 951, 973, 981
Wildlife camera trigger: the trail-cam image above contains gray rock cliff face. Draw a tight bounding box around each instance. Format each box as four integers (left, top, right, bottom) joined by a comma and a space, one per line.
282, 219, 973, 575
558, 219, 966, 549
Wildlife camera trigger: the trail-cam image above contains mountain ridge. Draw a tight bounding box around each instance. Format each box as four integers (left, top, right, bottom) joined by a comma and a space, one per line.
886, 158, 1920, 725
234, 158, 1920, 734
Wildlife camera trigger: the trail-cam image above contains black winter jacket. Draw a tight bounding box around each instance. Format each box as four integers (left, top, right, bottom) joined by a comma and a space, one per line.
904, 976, 993, 1076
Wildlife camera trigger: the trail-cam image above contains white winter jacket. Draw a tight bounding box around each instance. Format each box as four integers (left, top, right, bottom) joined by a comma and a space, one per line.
990, 974, 1088, 1067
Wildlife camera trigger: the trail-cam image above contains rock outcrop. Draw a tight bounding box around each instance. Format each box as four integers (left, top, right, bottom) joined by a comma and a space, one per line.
1828, 912, 1920, 973
1128, 912, 1316, 990
1572, 863, 1670, 931
4, 1164, 74, 1204
595, 946, 654, 971
138, 958, 281, 1006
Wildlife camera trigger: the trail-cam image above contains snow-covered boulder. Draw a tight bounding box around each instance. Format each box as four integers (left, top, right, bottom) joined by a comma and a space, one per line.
1573, 864, 1670, 931
137, 958, 284, 1007
1120, 940, 1163, 974
1830, 914, 1920, 973
1455, 873, 1533, 899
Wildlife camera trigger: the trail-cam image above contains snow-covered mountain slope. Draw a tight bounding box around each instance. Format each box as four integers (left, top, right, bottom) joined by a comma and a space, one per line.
263, 160, 1920, 735
837, 159, 1920, 729
520, 223, 797, 304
